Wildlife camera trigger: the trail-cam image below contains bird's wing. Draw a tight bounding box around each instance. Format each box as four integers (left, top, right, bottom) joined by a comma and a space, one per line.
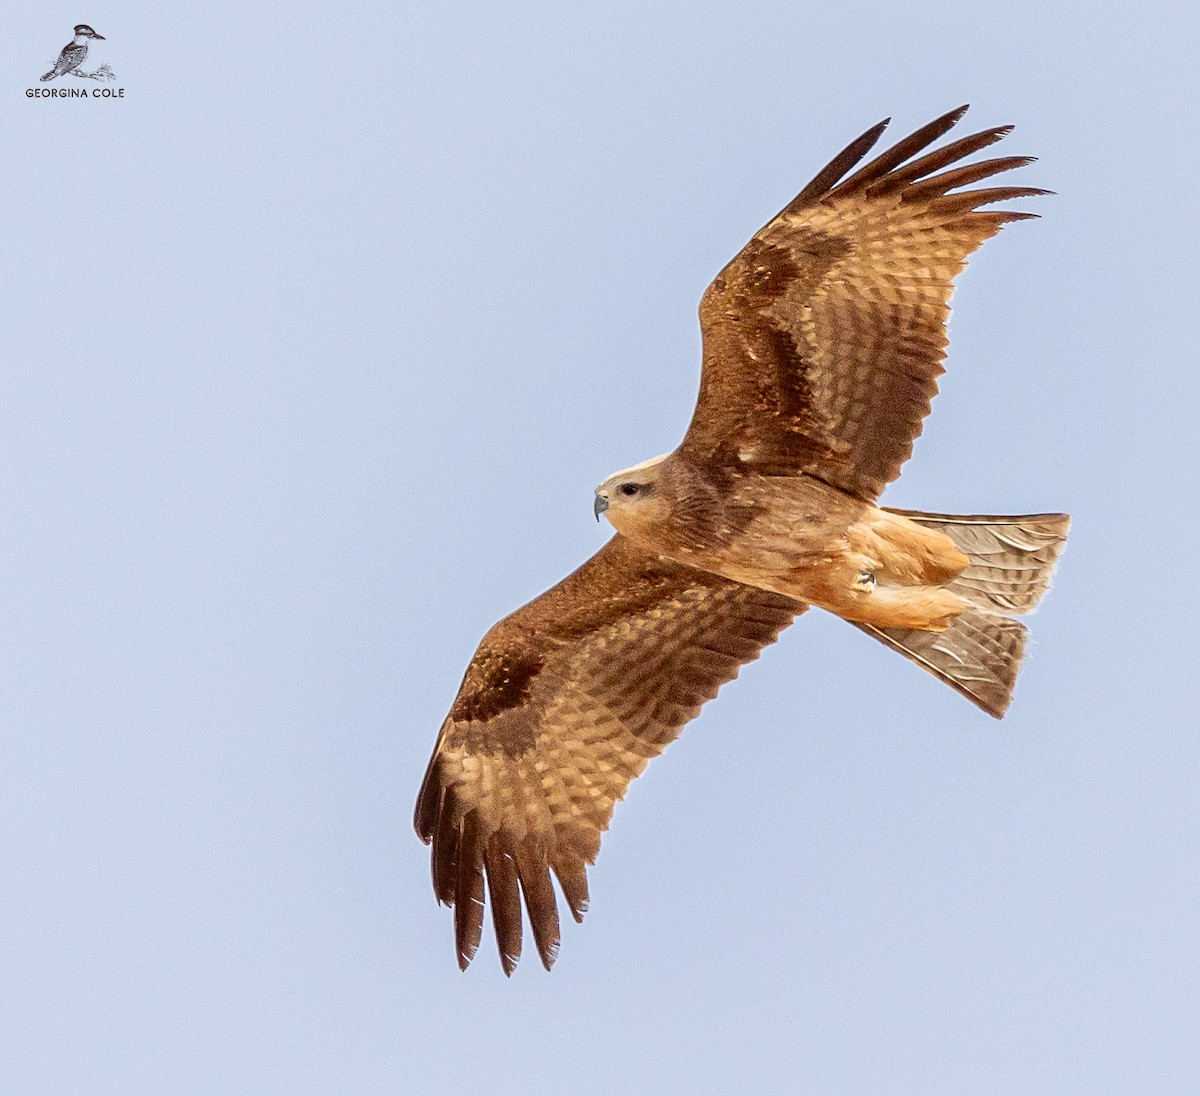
414, 534, 802, 973
56, 42, 86, 71
681, 106, 1046, 501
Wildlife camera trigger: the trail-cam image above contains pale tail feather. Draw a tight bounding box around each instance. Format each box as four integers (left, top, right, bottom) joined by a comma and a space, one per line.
856, 510, 1069, 718
886, 509, 1070, 614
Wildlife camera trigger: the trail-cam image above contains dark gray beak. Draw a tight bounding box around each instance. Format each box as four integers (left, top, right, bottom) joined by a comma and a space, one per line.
593, 495, 608, 522
92, 32, 106, 39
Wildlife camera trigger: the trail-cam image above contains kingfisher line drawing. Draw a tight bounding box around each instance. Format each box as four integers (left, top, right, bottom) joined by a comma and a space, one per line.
40, 25, 113, 83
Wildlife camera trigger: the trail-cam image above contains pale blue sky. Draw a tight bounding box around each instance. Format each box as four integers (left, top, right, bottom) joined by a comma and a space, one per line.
2, 3, 1198, 1093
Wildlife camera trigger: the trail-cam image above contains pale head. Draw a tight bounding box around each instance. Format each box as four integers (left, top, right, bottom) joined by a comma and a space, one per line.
74, 25, 105, 40
593, 452, 672, 535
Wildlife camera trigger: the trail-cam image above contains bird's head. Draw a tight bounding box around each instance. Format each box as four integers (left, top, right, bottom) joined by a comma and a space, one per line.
74, 25, 105, 40
594, 453, 672, 534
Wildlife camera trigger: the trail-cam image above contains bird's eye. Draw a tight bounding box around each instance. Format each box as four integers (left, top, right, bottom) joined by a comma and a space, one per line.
620, 483, 640, 497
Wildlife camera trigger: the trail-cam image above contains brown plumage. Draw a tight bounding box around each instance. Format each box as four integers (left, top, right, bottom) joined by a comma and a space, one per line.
416, 537, 801, 972
415, 106, 1069, 973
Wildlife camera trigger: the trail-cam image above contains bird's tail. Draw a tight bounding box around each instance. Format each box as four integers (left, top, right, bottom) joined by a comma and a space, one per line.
40, 70, 57, 82
854, 510, 1069, 718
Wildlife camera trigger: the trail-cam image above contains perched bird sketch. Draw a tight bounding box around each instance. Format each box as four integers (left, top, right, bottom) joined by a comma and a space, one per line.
40, 25, 105, 82
415, 107, 1069, 974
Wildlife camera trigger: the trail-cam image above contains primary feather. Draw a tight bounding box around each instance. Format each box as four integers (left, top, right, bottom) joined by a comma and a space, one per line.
684, 105, 1047, 498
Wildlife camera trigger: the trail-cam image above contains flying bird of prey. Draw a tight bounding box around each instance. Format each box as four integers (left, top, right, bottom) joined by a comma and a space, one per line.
415, 106, 1069, 974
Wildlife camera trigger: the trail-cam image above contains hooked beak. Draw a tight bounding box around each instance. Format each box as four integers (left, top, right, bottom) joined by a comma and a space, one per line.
593, 494, 608, 522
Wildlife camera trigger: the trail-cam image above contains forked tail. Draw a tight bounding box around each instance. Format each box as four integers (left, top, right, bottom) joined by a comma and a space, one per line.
855, 510, 1069, 718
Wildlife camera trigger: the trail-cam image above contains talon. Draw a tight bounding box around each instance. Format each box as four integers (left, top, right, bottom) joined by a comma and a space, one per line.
852, 570, 876, 594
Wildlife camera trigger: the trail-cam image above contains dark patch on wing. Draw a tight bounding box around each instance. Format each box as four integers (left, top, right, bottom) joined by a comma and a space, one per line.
415, 535, 806, 972
736, 243, 820, 435
759, 326, 823, 445
684, 108, 1044, 500
449, 648, 545, 725
689, 231, 848, 472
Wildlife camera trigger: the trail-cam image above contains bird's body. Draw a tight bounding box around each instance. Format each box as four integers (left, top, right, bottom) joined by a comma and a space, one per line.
415, 106, 1070, 973
597, 454, 968, 629
41, 25, 104, 82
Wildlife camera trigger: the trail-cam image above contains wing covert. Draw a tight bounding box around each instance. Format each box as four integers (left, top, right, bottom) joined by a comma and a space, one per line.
682, 105, 1046, 499
414, 535, 802, 973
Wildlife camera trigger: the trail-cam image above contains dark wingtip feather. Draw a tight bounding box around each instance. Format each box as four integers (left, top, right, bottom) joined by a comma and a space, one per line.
413, 754, 443, 842
789, 116, 891, 207
431, 798, 460, 906
833, 104, 971, 196
981, 210, 1042, 225
517, 838, 561, 971
553, 857, 591, 924
872, 124, 1017, 194
485, 839, 524, 975
901, 155, 1038, 202
781, 108, 1042, 220
933, 186, 1052, 216
453, 813, 485, 970
538, 941, 560, 971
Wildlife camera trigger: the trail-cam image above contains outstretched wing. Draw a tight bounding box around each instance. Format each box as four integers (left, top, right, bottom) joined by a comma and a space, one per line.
414, 535, 802, 973
682, 105, 1046, 500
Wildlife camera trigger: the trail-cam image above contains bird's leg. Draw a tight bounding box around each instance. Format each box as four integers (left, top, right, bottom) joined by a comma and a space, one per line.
851, 569, 876, 594
788, 554, 962, 631
839, 554, 882, 602
789, 554, 880, 608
